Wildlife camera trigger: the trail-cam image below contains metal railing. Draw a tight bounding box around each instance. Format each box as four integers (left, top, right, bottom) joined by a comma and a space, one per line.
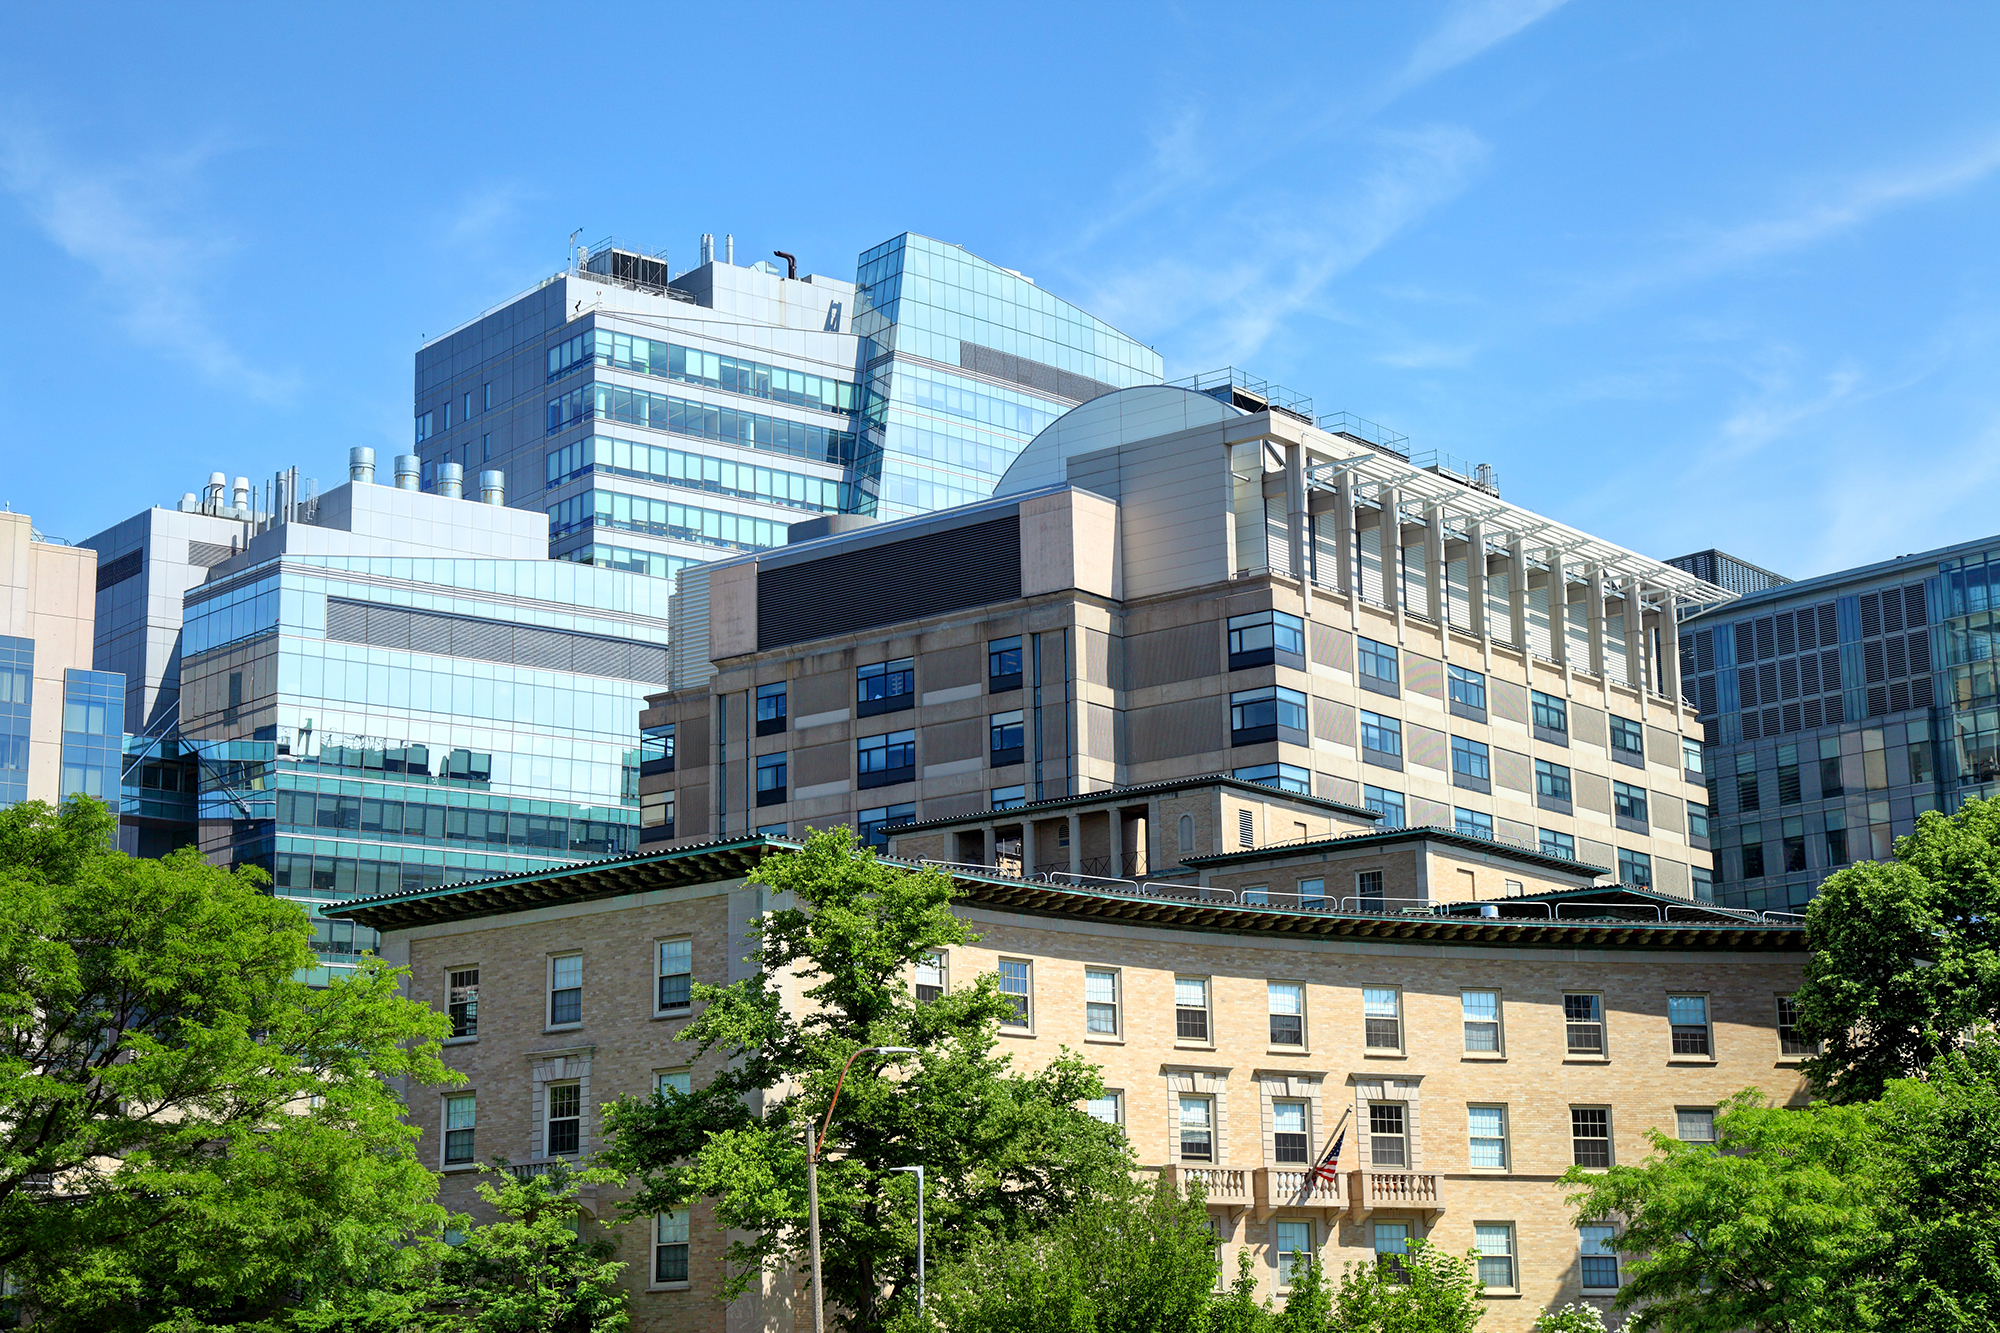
1317, 411, 1410, 456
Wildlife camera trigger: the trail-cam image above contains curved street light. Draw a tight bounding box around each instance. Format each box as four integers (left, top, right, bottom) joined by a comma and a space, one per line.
808, 1045, 917, 1333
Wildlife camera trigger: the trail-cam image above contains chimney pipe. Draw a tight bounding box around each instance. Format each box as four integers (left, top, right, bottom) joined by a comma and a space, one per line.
699, 233, 714, 264
349, 447, 376, 484
436, 462, 464, 499
725, 233, 734, 265
232, 477, 250, 513
773, 250, 797, 280
478, 470, 506, 505
205, 472, 226, 511
394, 454, 420, 490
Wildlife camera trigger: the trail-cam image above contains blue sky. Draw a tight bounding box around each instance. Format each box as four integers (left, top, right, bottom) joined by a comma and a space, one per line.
3, 3, 1996, 579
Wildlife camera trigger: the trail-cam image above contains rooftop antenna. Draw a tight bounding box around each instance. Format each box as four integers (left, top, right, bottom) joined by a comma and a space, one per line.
569, 228, 584, 269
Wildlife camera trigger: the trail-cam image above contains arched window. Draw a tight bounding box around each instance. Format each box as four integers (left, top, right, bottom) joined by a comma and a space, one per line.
1178, 813, 1194, 853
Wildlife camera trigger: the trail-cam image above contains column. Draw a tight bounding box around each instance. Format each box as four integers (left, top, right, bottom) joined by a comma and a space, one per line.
1380, 488, 1402, 616
1333, 471, 1356, 596
980, 823, 995, 868
1547, 552, 1569, 670
1108, 807, 1124, 879
1508, 537, 1529, 649
1285, 442, 1308, 586
1465, 520, 1488, 642
1021, 819, 1038, 878
1425, 504, 1447, 626
1066, 813, 1083, 875
1655, 593, 1683, 707
1623, 578, 1649, 695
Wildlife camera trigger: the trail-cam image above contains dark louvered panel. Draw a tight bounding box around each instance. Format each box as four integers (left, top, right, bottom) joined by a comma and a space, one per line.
1778, 659, 1798, 699
1886, 636, 1907, 679
1735, 623, 1755, 664
1912, 674, 1934, 709
1776, 612, 1796, 656
326, 599, 368, 643
1906, 583, 1928, 627
1821, 648, 1841, 691
1800, 653, 1820, 695
366, 605, 412, 649
1803, 697, 1822, 729
1863, 641, 1885, 684
514, 626, 572, 671
757, 515, 1022, 651
1907, 627, 1930, 672
1739, 666, 1758, 708
1695, 629, 1714, 671
1860, 592, 1882, 638
410, 612, 454, 656
1755, 618, 1776, 660
1759, 662, 1778, 703
326, 596, 662, 681
96, 549, 142, 590
1817, 603, 1838, 646
1782, 702, 1801, 733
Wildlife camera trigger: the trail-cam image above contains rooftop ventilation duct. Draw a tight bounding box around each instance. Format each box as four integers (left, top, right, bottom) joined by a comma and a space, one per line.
349, 447, 376, 484
478, 470, 505, 505
394, 455, 420, 491
699, 233, 713, 264
436, 463, 464, 499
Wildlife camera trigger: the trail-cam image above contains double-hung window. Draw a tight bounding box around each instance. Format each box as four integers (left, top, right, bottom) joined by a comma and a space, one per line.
989, 710, 1024, 766
1273, 1099, 1309, 1163
1613, 780, 1649, 830
1229, 685, 1309, 745
1531, 689, 1568, 744
914, 951, 946, 1003
1683, 736, 1704, 777
1085, 1091, 1123, 1125
657, 1070, 692, 1097
1357, 636, 1400, 695
549, 954, 582, 1027
658, 939, 692, 1014
1179, 1095, 1214, 1161
1777, 995, 1818, 1056
448, 968, 479, 1038
755, 682, 787, 735
1175, 977, 1211, 1041
1373, 1222, 1409, 1278
1268, 982, 1304, 1046
443, 1093, 476, 1164
1579, 1225, 1621, 1290
998, 959, 1031, 1027
1475, 1224, 1516, 1289
1688, 801, 1711, 840
988, 636, 1023, 692
1450, 736, 1490, 791
1363, 987, 1402, 1050
1462, 990, 1500, 1051
1669, 994, 1711, 1055
1610, 714, 1645, 765
1369, 1102, 1408, 1167
1571, 1107, 1611, 1168
856, 658, 915, 716
1564, 993, 1605, 1054
655, 1210, 690, 1284
1298, 877, 1325, 909
1275, 1220, 1313, 1286
755, 752, 787, 806
1468, 1105, 1507, 1169
1676, 1108, 1717, 1143
1360, 711, 1402, 769
1084, 969, 1120, 1036
857, 730, 916, 789
1355, 869, 1385, 909
547, 1082, 582, 1156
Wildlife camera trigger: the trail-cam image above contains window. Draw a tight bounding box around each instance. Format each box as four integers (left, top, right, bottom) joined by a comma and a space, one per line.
1820, 737, 1844, 798
1269, 982, 1305, 1046
657, 1070, 692, 1097
1777, 995, 1818, 1056
998, 959, 1031, 1027
1085, 969, 1120, 1035
1610, 714, 1644, 760
415, 410, 434, 443
1783, 817, 1808, 873
1741, 835, 1766, 879
1564, 993, 1604, 1054
1676, 1108, 1717, 1143
1448, 663, 1487, 716
547, 1082, 581, 1156
1451, 736, 1490, 789
1179, 1095, 1214, 1161
1233, 763, 1310, 794
1356, 869, 1385, 909
1669, 994, 1711, 1055
857, 729, 916, 789
640, 791, 675, 837
1298, 877, 1325, 909
1368, 1102, 1408, 1167
462, 391, 473, 421
1364, 786, 1405, 828
1579, 1224, 1621, 1290
1176, 976, 1211, 1041
857, 802, 915, 849
1571, 1107, 1611, 1167
1462, 990, 1500, 1052
1243, 885, 1269, 905
990, 784, 1025, 809
1229, 685, 1308, 743
856, 658, 915, 716
1468, 1105, 1507, 1169
1682, 737, 1704, 774
990, 710, 1024, 765
443, 1093, 476, 1164
755, 752, 787, 806
1777, 744, 1801, 805
1455, 808, 1494, 839
988, 636, 1023, 691
1085, 1091, 1123, 1125
549, 954, 582, 1026
1688, 801, 1710, 840
1474, 1223, 1516, 1289
1273, 1100, 1310, 1163
483, 382, 492, 411
1535, 758, 1572, 804
757, 822, 788, 837
1737, 752, 1761, 811
640, 723, 675, 770
1227, 609, 1305, 668
655, 1210, 690, 1285
658, 939, 692, 1014
480, 432, 491, 461
1364, 987, 1402, 1050
1357, 636, 1400, 694
1275, 1220, 1313, 1285
1613, 780, 1648, 827
1532, 689, 1567, 739
914, 951, 946, 1003
1360, 711, 1402, 767
756, 682, 787, 735
1618, 847, 1653, 889
1825, 823, 1849, 865
1541, 828, 1576, 860
1178, 814, 1194, 852
1373, 1221, 1410, 1278
448, 968, 478, 1038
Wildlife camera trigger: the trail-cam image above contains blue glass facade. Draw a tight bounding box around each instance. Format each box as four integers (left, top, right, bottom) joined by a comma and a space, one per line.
179, 553, 671, 973
0, 635, 30, 807
850, 234, 1163, 518
59, 669, 125, 803
1940, 544, 2000, 801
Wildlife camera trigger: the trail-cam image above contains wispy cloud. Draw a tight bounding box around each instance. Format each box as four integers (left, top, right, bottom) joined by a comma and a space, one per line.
0, 124, 296, 402
1393, 0, 1572, 96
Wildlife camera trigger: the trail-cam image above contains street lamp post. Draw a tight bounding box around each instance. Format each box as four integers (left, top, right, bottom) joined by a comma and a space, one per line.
808, 1045, 916, 1333
891, 1164, 925, 1314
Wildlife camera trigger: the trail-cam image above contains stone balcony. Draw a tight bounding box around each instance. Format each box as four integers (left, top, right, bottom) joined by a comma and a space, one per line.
1256, 1165, 1347, 1217
1347, 1170, 1443, 1218
1160, 1165, 1252, 1208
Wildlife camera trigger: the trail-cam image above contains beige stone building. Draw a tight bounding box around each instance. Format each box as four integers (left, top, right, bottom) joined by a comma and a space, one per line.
334, 829, 1810, 1332
0, 510, 112, 807
638, 384, 1735, 905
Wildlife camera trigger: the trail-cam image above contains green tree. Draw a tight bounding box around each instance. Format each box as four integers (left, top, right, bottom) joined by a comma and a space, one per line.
0, 796, 457, 1331
1794, 796, 2000, 1103
598, 827, 1130, 1332
1327, 1241, 1484, 1333
1560, 1090, 1887, 1333
1531, 1304, 1616, 1333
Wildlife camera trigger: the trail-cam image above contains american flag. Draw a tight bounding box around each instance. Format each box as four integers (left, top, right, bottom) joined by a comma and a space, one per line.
1312, 1131, 1345, 1184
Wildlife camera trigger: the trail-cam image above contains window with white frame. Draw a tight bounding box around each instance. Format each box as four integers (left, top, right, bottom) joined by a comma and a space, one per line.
1363, 987, 1402, 1050
448, 968, 478, 1038
549, 954, 582, 1026
1178, 1094, 1214, 1161
1085, 1091, 1123, 1125
658, 938, 692, 1014
1676, 1108, 1717, 1143
1468, 1105, 1507, 1169
655, 1209, 690, 1284
1571, 1107, 1611, 1168
1175, 976, 1211, 1041
1579, 1224, 1621, 1290
1275, 1220, 1313, 1286
915, 951, 946, 1003
1564, 992, 1604, 1054
1273, 1099, 1309, 1163
657, 1070, 692, 1097
1668, 994, 1712, 1055
1461, 990, 1500, 1052
1268, 982, 1304, 1046
547, 1082, 582, 1156
1373, 1221, 1410, 1278
1368, 1101, 1408, 1167
1298, 877, 1325, 908
1474, 1223, 1516, 1289
443, 1093, 475, 1164
1777, 994, 1818, 1056
998, 959, 1031, 1027
1085, 969, 1120, 1035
